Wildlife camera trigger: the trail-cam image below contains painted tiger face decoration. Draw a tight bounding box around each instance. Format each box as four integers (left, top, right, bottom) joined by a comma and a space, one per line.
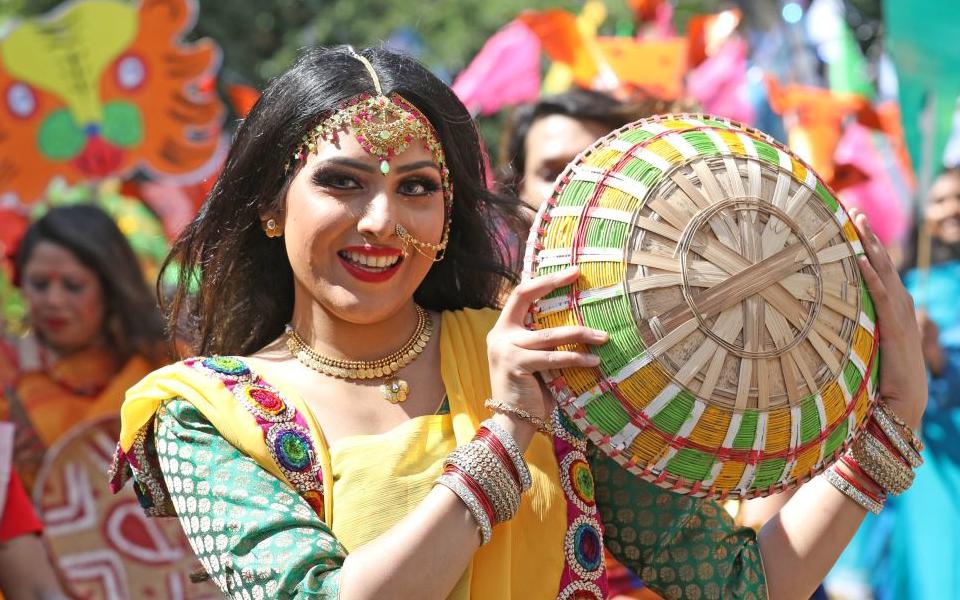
0, 0, 224, 204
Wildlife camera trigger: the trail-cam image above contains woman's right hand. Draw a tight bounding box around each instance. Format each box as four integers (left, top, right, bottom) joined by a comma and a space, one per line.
486, 266, 608, 428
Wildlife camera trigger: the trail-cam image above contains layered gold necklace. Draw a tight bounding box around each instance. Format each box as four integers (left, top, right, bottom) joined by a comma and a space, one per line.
285, 306, 432, 403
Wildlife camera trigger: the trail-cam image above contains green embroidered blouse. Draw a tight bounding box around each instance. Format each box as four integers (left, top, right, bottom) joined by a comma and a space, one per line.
153, 399, 766, 599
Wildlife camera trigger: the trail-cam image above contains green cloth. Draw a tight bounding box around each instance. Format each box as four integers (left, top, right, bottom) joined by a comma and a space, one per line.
591, 446, 767, 600
884, 0, 960, 179
150, 399, 766, 599
155, 399, 345, 599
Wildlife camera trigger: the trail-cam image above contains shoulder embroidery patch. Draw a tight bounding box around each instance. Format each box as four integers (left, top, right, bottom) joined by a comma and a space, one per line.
187, 356, 326, 519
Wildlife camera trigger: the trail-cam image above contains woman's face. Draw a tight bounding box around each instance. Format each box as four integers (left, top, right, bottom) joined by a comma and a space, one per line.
519, 114, 611, 216
926, 171, 960, 245
281, 132, 446, 324
21, 241, 106, 354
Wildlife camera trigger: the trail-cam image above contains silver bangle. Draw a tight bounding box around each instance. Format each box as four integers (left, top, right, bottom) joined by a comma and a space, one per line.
445, 444, 521, 524
435, 473, 493, 545
873, 408, 924, 469
480, 418, 533, 492
823, 466, 884, 514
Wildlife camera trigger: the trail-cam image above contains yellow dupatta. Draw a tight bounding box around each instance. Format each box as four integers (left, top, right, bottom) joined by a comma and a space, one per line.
116, 308, 569, 598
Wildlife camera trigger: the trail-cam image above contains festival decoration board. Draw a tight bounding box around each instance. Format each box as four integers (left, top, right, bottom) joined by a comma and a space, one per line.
33, 416, 221, 600
0, 0, 224, 205
524, 114, 879, 500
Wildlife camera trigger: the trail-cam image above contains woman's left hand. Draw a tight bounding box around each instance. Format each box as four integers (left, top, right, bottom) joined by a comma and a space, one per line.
850, 208, 927, 429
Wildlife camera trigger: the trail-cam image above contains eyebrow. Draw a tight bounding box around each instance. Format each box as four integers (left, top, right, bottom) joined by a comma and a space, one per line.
321, 158, 376, 173
395, 160, 440, 174
317, 157, 440, 175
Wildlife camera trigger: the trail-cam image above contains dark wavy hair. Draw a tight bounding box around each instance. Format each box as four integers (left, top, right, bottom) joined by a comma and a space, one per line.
500, 88, 688, 193
162, 46, 526, 357
16, 204, 165, 363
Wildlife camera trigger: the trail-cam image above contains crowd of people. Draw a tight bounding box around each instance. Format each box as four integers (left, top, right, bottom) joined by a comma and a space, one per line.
0, 43, 953, 600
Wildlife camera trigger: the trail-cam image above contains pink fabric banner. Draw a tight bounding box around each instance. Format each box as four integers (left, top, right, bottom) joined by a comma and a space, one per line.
452, 20, 542, 116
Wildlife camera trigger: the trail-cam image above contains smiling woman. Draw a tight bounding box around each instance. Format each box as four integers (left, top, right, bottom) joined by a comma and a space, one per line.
108, 46, 929, 600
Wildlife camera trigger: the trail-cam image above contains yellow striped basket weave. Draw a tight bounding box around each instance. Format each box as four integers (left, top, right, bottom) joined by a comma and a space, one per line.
523, 114, 879, 500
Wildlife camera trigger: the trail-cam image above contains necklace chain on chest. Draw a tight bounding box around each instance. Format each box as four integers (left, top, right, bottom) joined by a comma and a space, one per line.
285, 306, 431, 403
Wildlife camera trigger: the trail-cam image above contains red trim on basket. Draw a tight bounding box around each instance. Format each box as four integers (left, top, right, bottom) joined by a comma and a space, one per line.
580, 332, 879, 466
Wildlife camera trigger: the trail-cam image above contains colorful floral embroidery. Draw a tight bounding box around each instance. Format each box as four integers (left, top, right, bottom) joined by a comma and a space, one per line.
566, 515, 604, 578
552, 408, 609, 598
268, 423, 315, 473
558, 580, 606, 600
237, 384, 295, 421
196, 355, 253, 381
187, 356, 326, 520
109, 417, 174, 517
561, 453, 596, 512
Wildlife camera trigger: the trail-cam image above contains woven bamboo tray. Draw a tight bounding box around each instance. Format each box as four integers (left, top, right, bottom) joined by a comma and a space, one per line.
523, 114, 879, 499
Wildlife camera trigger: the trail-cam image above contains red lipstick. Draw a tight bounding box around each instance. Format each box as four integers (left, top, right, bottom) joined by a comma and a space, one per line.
44, 317, 68, 331
338, 246, 404, 283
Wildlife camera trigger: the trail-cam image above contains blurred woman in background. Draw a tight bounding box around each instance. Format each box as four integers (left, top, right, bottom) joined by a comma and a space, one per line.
831, 165, 960, 600
1, 204, 166, 492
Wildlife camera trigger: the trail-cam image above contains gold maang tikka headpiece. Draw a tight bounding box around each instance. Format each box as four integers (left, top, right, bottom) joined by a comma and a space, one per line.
289, 49, 452, 261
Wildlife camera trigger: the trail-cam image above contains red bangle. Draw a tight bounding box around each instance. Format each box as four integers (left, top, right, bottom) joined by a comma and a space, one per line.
835, 458, 884, 503
867, 421, 911, 468
444, 464, 496, 525
839, 455, 884, 499
474, 428, 521, 489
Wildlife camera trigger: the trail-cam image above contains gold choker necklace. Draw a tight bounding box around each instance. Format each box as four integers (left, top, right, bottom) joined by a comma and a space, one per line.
285, 306, 431, 403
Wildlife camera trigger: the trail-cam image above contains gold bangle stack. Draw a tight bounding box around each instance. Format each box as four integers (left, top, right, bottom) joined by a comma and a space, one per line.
826, 400, 924, 512
851, 433, 915, 496
445, 443, 521, 524
878, 399, 924, 454
840, 400, 924, 500
872, 404, 923, 469
285, 306, 432, 403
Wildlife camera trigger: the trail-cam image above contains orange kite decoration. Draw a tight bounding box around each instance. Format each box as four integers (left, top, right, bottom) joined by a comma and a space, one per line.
0, 0, 224, 205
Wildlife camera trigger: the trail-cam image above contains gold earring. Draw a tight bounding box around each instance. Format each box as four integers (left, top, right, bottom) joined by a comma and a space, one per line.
265, 218, 282, 238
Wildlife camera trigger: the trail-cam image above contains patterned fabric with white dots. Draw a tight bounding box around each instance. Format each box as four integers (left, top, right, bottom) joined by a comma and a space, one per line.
155, 399, 346, 599
590, 446, 768, 600
150, 398, 768, 600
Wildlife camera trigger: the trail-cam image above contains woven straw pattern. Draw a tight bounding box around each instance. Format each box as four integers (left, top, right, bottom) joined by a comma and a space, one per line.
524, 114, 879, 500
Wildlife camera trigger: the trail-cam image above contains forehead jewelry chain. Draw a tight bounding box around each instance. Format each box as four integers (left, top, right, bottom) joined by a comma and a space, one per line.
287, 49, 454, 261
285, 306, 431, 403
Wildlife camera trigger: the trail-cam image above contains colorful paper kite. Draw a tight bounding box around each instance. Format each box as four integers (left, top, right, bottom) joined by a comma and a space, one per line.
0, 0, 225, 205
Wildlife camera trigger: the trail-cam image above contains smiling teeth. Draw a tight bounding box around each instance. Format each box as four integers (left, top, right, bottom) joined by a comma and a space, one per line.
343, 251, 400, 268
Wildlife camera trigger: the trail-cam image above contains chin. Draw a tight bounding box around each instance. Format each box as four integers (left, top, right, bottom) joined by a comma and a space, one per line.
323, 286, 417, 324
937, 230, 960, 246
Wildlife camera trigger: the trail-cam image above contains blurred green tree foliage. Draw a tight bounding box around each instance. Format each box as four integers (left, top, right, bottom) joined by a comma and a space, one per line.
2, 0, 625, 84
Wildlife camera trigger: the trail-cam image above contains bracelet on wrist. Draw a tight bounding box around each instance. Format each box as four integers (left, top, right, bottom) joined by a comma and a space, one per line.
824, 464, 885, 514
484, 398, 554, 435
479, 418, 533, 492
873, 400, 924, 468
436, 471, 494, 545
